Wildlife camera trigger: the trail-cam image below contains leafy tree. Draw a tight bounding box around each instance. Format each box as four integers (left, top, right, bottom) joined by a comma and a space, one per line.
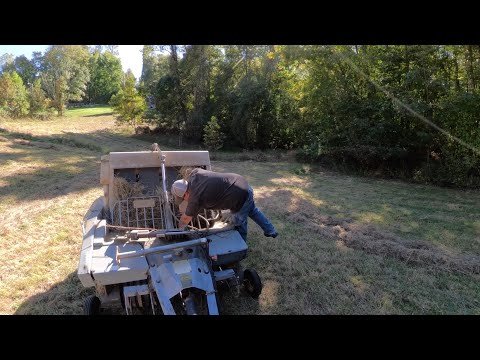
13, 55, 38, 86
40, 45, 90, 116
203, 116, 225, 150
154, 74, 180, 128
140, 44, 480, 187
110, 70, 146, 128
28, 78, 49, 117
149, 45, 189, 145
85, 50, 123, 103
140, 46, 169, 96
31, 52, 43, 72
92, 45, 104, 53
0, 53, 15, 73
0, 71, 29, 117
105, 45, 119, 56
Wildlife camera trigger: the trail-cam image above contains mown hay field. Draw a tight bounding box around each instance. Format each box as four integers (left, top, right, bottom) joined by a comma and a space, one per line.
1, 108, 479, 314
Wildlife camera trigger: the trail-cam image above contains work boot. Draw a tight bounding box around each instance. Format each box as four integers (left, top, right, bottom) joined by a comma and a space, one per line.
264, 231, 278, 238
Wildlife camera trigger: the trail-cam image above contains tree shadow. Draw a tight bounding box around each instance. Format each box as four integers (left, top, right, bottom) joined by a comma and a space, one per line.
84, 112, 113, 117
7, 138, 480, 314
237, 183, 480, 314
14, 271, 260, 315
217, 288, 261, 315
12, 184, 480, 315
14, 272, 94, 315
210, 161, 480, 313
0, 141, 99, 203
0, 127, 160, 204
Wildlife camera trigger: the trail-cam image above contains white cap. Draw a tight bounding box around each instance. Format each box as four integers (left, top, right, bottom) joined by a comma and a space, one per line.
171, 179, 188, 205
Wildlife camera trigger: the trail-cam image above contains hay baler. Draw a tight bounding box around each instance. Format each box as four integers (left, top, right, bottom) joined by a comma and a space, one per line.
77, 149, 262, 315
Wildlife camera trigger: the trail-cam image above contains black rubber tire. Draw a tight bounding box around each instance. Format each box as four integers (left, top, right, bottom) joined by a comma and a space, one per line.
84, 295, 101, 315
243, 268, 262, 299
184, 293, 198, 315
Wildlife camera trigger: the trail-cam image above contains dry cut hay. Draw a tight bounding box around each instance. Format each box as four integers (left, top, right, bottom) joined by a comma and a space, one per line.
113, 176, 145, 200
179, 166, 197, 180
112, 177, 166, 229
287, 211, 480, 275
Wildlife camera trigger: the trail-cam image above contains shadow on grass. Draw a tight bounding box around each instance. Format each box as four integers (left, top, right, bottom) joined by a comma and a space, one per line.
0, 141, 99, 203
84, 112, 113, 117
257, 168, 480, 269
254, 186, 480, 313
1, 127, 152, 153
14, 270, 260, 315
212, 163, 480, 313
14, 272, 93, 315
0, 127, 165, 204
13, 186, 480, 315
8, 134, 480, 314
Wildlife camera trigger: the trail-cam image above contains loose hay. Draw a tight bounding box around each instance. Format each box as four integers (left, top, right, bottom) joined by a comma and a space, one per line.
290, 211, 480, 275
284, 207, 480, 275
179, 166, 197, 180
112, 177, 167, 229
112, 176, 145, 200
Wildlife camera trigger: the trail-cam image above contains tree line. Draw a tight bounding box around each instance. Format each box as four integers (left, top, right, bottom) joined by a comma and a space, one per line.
1, 45, 479, 187
0, 45, 124, 118
139, 45, 480, 187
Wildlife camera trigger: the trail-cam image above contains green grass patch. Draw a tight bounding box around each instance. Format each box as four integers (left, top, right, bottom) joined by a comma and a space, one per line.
65, 105, 112, 117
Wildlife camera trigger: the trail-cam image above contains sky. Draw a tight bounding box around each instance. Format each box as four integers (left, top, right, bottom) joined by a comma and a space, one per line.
0, 45, 144, 79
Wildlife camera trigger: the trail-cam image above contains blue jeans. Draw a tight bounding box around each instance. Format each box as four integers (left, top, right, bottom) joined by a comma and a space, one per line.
231, 186, 276, 242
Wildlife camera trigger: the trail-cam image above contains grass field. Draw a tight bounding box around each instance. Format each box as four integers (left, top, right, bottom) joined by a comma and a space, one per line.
0, 109, 479, 315
64, 105, 113, 118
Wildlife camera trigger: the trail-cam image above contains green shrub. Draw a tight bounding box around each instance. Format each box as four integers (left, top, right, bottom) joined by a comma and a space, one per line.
203, 116, 225, 151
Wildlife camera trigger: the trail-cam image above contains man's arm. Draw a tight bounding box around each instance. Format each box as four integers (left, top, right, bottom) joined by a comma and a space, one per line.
181, 197, 199, 229
179, 214, 193, 229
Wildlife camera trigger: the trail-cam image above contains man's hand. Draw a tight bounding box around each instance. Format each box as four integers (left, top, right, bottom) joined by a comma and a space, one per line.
179, 214, 193, 229
221, 210, 233, 224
